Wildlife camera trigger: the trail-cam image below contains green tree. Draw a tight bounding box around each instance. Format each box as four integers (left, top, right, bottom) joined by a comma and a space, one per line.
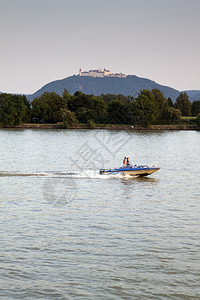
60, 108, 78, 128
101, 93, 133, 105
22, 95, 31, 123
134, 90, 159, 127
166, 107, 182, 124
68, 92, 107, 123
107, 100, 125, 124
152, 89, 169, 123
0, 96, 15, 126
191, 100, 200, 116
175, 92, 191, 116
92, 96, 108, 123
62, 89, 72, 104
0, 93, 30, 126
167, 97, 174, 107
31, 92, 68, 123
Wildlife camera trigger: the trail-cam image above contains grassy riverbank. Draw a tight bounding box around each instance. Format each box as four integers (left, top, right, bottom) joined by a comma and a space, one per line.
6, 123, 199, 130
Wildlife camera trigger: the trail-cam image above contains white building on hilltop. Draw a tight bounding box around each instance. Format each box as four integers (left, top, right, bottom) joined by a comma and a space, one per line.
79, 68, 126, 78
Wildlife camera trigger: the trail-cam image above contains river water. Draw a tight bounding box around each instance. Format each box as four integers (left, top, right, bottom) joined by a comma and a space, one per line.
0, 129, 199, 299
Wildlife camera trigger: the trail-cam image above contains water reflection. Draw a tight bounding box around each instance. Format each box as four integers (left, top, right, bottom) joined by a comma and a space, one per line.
120, 176, 159, 183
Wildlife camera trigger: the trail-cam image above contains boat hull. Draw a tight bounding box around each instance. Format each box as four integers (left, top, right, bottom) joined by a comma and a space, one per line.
100, 166, 160, 177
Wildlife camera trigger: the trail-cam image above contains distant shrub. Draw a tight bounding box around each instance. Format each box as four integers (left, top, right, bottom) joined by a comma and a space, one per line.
60, 108, 78, 128
87, 119, 96, 128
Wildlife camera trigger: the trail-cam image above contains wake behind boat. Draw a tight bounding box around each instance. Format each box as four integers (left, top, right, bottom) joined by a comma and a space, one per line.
99, 157, 160, 177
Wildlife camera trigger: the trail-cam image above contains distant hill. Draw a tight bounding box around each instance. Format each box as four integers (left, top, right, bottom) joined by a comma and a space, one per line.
184, 90, 200, 102
1, 77, 200, 102
27, 75, 180, 102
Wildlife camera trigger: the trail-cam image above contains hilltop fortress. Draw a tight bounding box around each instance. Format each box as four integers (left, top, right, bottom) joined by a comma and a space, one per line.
79, 68, 127, 78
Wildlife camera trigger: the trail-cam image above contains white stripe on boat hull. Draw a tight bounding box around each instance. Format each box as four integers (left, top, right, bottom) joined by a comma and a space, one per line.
103, 168, 160, 176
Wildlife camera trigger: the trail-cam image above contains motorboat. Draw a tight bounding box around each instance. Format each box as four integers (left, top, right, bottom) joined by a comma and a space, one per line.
99, 164, 160, 177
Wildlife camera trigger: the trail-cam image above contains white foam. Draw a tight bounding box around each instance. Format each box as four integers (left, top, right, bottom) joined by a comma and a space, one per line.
0, 170, 139, 180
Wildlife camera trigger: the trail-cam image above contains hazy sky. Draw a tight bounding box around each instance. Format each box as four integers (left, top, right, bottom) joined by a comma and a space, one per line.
0, 0, 200, 94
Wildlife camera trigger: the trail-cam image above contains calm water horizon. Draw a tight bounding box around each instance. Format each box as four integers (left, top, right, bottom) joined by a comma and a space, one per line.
0, 129, 199, 299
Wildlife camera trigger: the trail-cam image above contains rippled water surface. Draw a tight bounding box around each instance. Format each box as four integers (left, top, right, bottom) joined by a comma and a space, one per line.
0, 129, 200, 299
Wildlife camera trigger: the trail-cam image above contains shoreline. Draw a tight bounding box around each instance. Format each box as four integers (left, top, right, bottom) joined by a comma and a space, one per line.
2, 123, 199, 131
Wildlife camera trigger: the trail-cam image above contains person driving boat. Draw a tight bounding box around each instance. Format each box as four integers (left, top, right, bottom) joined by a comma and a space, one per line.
127, 157, 130, 166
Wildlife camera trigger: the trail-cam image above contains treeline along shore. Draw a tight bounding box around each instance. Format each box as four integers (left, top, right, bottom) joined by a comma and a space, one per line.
0, 89, 200, 129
